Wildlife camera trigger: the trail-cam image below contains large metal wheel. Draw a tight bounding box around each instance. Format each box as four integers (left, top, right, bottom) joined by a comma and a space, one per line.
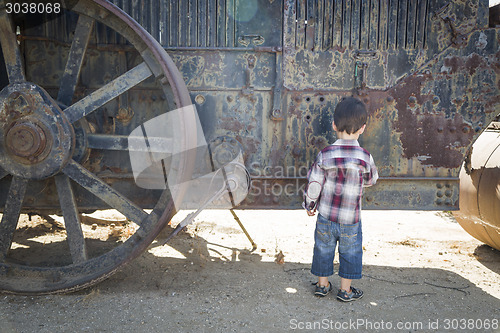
0, 0, 195, 294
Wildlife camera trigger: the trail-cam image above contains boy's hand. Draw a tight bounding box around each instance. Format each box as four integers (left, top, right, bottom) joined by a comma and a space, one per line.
307, 209, 316, 216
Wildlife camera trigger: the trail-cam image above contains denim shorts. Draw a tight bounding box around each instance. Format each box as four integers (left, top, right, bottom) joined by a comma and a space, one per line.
311, 214, 363, 279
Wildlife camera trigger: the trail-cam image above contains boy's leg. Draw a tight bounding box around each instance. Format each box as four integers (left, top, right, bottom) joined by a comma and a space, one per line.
311, 214, 335, 295
340, 278, 352, 292
337, 222, 363, 301
318, 276, 329, 287
337, 222, 363, 281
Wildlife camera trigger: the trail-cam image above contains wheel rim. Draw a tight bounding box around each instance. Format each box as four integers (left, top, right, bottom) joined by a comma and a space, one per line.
0, 0, 194, 294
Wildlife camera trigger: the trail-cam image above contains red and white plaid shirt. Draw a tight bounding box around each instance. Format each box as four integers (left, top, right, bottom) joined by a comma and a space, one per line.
304, 139, 378, 224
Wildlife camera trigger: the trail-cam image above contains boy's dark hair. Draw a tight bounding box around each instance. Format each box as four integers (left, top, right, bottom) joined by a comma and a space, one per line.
333, 97, 367, 134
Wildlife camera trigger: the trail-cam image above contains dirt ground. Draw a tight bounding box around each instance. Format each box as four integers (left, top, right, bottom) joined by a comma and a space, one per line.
0, 209, 499, 332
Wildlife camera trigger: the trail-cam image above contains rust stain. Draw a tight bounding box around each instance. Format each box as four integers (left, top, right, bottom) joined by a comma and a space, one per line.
236, 136, 260, 155
268, 129, 288, 167
310, 136, 328, 151
443, 56, 464, 74
220, 117, 244, 132
391, 74, 474, 168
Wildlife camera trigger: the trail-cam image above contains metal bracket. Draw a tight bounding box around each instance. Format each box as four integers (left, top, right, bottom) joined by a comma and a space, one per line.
441, 16, 467, 47
354, 61, 368, 94
241, 55, 256, 97
238, 34, 265, 47
433, 4, 467, 47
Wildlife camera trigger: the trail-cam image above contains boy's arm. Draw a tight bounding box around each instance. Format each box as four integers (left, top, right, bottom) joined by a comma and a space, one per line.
362, 155, 379, 187
303, 156, 326, 212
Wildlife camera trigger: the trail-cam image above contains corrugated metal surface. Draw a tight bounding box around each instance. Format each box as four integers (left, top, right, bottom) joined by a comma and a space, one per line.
109, 0, 236, 47
295, 0, 431, 50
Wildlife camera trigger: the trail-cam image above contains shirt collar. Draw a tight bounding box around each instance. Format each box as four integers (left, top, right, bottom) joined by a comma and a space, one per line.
333, 139, 360, 146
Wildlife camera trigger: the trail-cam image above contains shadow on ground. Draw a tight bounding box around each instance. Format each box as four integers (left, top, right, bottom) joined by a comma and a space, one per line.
474, 244, 500, 275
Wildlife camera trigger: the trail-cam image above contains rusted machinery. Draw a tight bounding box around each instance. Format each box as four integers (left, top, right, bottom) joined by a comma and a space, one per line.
453, 122, 500, 251
0, 0, 498, 294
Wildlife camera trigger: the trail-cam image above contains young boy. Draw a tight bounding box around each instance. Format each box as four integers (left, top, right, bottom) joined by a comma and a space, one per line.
303, 97, 378, 301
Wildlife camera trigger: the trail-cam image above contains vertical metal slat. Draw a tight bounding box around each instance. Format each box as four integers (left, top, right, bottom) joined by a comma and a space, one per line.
406, 0, 417, 49
169, 0, 179, 47
150, 0, 160, 43
351, 0, 361, 49
367, 0, 378, 49
359, 0, 370, 49
188, 0, 197, 47
305, 0, 316, 51
159, 1, 167, 46
225, 0, 235, 47
333, 0, 343, 47
396, 0, 407, 49
296, 0, 306, 49
387, 0, 398, 49
140, 0, 150, 43
342, 0, 351, 48
314, 0, 324, 51
198, 0, 207, 47
378, 0, 388, 50
217, 0, 227, 47
179, 0, 189, 47
323, 0, 332, 50
208, 0, 217, 47
415, 0, 428, 48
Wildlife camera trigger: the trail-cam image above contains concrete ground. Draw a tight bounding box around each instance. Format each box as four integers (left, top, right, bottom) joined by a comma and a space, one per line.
0, 210, 499, 332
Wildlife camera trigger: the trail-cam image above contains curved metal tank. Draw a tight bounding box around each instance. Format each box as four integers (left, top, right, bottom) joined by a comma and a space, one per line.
454, 123, 500, 250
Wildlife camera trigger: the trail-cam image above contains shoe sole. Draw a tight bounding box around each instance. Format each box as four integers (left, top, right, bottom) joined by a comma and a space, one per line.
336, 294, 363, 302
314, 283, 332, 297
314, 292, 329, 297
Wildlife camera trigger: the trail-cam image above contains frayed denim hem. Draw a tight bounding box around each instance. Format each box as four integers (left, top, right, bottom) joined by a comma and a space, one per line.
311, 269, 334, 277
338, 272, 362, 280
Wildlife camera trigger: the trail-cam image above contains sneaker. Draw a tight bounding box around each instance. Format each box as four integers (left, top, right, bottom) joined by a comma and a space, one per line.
336, 287, 363, 302
314, 282, 332, 297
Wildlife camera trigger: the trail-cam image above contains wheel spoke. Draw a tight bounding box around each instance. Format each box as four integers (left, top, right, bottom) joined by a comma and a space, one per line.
0, 10, 25, 83
57, 14, 95, 106
54, 174, 88, 264
64, 62, 153, 123
62, 160, 148, 223
0, 177, 28, 260
87, 133, 174, 152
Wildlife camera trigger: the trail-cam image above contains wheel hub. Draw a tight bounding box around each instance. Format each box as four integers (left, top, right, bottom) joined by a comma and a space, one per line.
6, 121, 49, 160
0, 83, 74, 179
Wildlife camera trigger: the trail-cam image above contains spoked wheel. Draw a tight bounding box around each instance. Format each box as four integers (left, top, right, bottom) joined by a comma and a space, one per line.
0, 0, 195, 294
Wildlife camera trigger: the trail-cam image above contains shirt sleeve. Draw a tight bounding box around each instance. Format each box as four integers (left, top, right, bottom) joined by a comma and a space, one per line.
362, 154, 378, 187
303, 153, 326, 211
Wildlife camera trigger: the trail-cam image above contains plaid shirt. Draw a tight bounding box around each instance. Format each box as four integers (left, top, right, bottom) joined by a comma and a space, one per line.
303, 139, 378, 224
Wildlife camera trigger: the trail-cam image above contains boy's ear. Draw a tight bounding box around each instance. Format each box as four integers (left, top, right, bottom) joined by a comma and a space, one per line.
357, 124, 366, 135
332, 121, 337, 131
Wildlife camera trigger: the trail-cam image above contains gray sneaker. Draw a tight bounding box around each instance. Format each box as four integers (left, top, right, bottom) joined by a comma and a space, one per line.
336, 287, 363, 302
314, 282, 332, 297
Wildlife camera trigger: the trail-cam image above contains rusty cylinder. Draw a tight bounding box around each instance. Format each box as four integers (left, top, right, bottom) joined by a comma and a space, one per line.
453, 125, 500, 251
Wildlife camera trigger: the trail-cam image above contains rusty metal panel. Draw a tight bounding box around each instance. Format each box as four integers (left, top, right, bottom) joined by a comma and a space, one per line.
9, 0, 499, 213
